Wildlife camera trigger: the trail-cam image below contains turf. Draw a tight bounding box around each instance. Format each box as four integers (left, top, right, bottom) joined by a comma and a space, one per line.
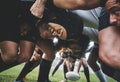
0, 64, 116, 82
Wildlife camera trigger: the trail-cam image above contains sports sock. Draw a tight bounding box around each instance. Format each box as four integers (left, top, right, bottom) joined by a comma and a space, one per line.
37, 59, 52, 82
95, 69, 108, 82
63, 64, 68, 79
16, 60, 39, 81
84, 66, 90, 82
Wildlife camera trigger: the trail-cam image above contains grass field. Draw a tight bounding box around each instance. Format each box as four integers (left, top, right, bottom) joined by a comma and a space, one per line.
0, 64, 116, 82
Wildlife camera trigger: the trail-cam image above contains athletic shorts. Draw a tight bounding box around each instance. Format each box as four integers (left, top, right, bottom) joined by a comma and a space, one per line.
0, 0, 20, 43
18, 1, 39, 43
61, 53, 69, 58
61, 52, 85, 60
98, 7, 110, 31
70, 54, 85, 60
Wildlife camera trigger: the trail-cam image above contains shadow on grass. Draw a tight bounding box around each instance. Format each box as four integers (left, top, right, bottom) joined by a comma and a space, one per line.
0, 75, 37, 82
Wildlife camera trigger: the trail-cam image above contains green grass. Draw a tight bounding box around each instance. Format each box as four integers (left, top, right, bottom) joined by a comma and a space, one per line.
0, 64, 116, 82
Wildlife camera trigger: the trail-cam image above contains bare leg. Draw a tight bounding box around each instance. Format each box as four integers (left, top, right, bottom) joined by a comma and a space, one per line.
77, 59, 82, 73
0, 41, 19, 63
18, 40, 35, 63
0, 40, 35, 72
0, 41, 19, 72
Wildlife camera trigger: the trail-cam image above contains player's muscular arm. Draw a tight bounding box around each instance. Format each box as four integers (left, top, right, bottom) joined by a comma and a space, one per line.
53, 0, 101, 10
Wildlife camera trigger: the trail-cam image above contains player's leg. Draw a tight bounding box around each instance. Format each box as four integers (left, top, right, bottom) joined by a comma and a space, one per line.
82, 58, 90, 82
0, 41, 19, 72
0, 1, 38, 72
15, 48, 43, 81
52, 58, 64, 76
62, 61, 68, 82
15, 59, 40, 81
37, 39, 55, 82
0, 10, 20, 72
0, 20, 36, 72
88, 44, 108, 82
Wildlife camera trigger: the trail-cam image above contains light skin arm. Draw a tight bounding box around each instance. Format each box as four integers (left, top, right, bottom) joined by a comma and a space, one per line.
53, 0, 101, 10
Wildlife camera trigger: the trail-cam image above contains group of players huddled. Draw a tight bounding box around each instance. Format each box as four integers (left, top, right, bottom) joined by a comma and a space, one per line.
0, 0, 120, 82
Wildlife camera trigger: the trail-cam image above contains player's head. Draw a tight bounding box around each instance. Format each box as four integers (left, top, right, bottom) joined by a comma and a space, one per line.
106, 0, 120, 27
36, 8, 67, 40
36, 21, 67, 40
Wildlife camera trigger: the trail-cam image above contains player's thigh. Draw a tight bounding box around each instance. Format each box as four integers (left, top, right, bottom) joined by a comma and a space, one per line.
36, 39, 55, 60
37, 39, 55, 52
0, 41, 19, 62
18, 40, 35, 62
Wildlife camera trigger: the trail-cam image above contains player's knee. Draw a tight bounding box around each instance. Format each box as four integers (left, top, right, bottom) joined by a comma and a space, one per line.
42, 50, 55, 60
18, 55, 31, 63
3, 53, 18, 63
82, 59, 87, 64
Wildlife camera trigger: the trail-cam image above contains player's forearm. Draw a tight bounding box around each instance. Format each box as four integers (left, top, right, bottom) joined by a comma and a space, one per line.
53, 0, 83, 10
53, 0, 100, 10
